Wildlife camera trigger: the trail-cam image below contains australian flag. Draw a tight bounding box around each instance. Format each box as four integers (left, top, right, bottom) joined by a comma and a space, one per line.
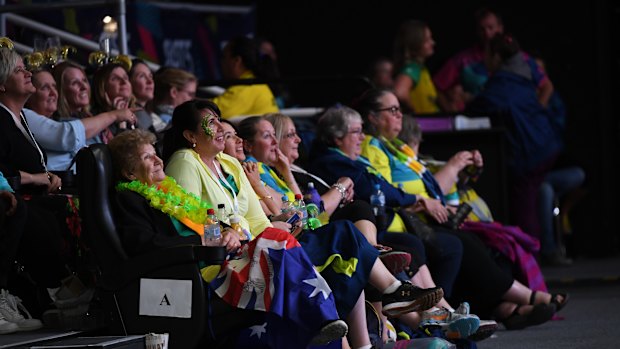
210, 227, 342, 349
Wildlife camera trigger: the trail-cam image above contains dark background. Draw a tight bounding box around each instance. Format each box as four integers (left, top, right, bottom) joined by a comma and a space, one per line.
253, 1, 619, 257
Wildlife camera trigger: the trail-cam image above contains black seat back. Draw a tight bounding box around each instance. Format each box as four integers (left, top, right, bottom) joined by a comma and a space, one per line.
76, 144, 127, 273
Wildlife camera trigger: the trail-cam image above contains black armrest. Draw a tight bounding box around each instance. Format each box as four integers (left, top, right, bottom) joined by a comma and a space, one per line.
101, 245, 226, 289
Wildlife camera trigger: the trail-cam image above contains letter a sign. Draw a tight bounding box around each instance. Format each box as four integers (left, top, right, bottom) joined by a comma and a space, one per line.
139, 279, 192, 318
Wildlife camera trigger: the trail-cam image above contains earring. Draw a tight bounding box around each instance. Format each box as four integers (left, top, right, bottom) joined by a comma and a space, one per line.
192, 143, 196, 148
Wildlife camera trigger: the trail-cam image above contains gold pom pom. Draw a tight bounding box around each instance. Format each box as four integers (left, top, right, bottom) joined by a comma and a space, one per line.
109, 54, 132, 71
0, 37, 14, 50
23, 52, 44, 70
88, 51, 107, 67
60, 45, 76, 60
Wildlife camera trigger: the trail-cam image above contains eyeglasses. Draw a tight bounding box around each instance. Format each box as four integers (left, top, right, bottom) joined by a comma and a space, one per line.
283, 131, 298, 139
347, 128, 363, 135
13, 66, 29, 75
375, 106, 401, 115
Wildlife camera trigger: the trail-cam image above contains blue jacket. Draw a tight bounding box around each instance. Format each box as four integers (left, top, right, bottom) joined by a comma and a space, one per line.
469, 70, 561, 175
308, 147, 418, 225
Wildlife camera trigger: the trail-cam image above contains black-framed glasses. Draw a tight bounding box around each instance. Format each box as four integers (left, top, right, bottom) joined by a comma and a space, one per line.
375, 106, 401, 115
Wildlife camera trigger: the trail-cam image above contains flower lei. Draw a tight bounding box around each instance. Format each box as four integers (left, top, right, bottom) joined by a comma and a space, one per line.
117, 176, 211, 232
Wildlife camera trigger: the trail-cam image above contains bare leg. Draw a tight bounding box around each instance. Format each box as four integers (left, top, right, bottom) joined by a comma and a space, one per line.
410, 265, 452, 310
353, 219, 378, 246
347, 292, 371, 348
502, 280, 552, 305
368, 259, 398, 292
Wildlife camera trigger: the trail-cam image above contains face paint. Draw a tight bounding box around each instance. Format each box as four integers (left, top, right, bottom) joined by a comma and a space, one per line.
201, 113, 218, 138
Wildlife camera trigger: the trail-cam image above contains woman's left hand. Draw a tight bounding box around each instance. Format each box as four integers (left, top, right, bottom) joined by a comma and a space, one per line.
220, 228, 242, 252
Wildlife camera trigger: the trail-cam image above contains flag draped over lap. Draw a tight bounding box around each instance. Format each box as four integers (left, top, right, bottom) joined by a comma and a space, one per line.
210, 227, 340, 348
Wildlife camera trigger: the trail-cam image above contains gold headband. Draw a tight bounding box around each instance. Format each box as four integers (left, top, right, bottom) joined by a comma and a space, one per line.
88, 51, 132, 72
0, 37, 15, 50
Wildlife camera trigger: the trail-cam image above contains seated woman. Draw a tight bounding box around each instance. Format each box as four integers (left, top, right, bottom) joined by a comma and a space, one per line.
0, 43, 76, 322
357, 88, 568, 308
109, 129, 347, 348
162, 100, 443, 349
309, 105, 559, 330
398, 114, 552, 293
238, 114, 487, 341
91, 61, 139, 134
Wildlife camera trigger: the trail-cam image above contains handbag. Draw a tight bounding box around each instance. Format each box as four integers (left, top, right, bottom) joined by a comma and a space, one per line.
396, 208, 438, 246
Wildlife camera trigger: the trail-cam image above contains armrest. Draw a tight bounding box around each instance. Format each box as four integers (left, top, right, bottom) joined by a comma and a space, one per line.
101, 245, 226, 289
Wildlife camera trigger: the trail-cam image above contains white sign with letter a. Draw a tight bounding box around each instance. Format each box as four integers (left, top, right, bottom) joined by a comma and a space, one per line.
139, 279, 192, 318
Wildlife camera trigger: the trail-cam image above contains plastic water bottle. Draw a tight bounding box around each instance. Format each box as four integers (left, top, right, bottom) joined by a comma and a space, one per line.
370, 183, 387, 231
304, 182, 322, 208
217, 203, 227, 224
203, 208, 222, 246
293, 193, 308, 229
281, 195, 293, 214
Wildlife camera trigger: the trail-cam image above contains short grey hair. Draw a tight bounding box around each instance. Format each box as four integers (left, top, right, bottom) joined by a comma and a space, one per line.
316, 105, 362, 147
0, 48, 20, 86
399, 114, 423, 146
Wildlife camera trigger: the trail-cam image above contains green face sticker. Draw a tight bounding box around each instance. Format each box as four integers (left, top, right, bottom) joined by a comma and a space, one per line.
201, 114, 216, 137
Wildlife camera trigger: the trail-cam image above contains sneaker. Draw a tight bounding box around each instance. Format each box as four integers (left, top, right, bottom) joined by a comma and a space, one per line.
0, 290, 43, 331
379, 250, 412, 275
381, 281, 443, 317
309, 319, 348, 346
468, 320, 498, 342
0, 315, 19, 335
420, 305, 480, 340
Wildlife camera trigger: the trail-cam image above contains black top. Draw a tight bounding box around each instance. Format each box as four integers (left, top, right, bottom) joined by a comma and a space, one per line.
0, 107, 47, 193
115, 190, 201, 257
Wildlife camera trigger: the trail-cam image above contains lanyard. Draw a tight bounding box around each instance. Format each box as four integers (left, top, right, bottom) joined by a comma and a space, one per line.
210, 159, 239, 215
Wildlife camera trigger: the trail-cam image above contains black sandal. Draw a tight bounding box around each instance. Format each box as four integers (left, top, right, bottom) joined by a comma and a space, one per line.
530, 291, 570, 312
501, 303, 556, 330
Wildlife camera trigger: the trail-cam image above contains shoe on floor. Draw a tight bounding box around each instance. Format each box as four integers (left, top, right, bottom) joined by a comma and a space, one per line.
379, 250, 412, 275
541, 251, 573, 267
420, 305, 480, 340
382, 281, 443, 317
468, 320, 498, 341
309, 319, 348, 345
0, 289, 43, 331
0, 315, 19, 335
500, 303, 556, 330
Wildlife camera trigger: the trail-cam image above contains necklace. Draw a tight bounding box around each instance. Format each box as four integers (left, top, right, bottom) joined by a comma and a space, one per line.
117, 176, 211, 233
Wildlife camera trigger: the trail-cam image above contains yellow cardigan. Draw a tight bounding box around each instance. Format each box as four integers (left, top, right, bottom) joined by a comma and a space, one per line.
166, 149, 272, 238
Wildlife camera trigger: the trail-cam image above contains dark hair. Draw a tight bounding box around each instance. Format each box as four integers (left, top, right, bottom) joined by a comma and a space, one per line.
91, 62, 131, 113
161, 99, 221, 163
226, 36, 277, 80
393, 20, 429, 68
220, 118, 239, 133
353, 88, 393, 136
489, 33, 521, 62
475, 7, 503, 26
236, 115, 263, 143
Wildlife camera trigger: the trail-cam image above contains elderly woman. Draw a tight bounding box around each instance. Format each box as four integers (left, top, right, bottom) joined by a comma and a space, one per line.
163, 100, 442, 349
109, 129, 348, 348
310, 105, 560, 330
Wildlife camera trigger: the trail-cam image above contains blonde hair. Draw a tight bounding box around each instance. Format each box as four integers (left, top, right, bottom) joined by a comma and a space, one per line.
264, 112, 292, 143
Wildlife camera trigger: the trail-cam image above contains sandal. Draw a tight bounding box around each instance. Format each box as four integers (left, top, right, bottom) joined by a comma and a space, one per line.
529, 291, 570, 313
500, 303, 556, 330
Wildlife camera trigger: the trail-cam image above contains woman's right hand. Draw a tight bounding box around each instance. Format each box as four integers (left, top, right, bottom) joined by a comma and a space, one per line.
242, 162, 262, 187
413, 197, 449, 224
271, 221, 292, 232
220, 228, 242, 252
112, 108, 139, 127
